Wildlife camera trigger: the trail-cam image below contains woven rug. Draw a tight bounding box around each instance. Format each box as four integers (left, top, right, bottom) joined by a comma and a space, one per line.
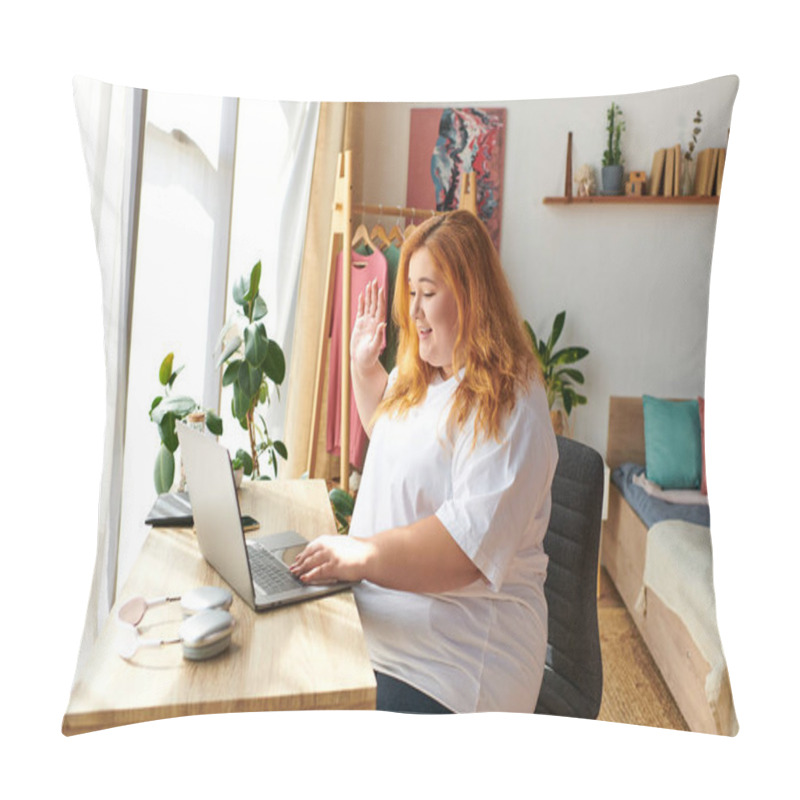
597, 605, 689, 732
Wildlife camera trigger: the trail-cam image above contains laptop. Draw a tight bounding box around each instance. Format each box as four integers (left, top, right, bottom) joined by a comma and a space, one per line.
176, 422, 354, 611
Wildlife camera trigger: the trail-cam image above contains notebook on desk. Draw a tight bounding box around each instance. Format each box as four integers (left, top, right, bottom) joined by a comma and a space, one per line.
144, 491, 260, 531
176, 423, 354, 611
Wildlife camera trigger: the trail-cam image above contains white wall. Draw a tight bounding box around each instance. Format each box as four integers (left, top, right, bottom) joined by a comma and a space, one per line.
360, 76, 738, 457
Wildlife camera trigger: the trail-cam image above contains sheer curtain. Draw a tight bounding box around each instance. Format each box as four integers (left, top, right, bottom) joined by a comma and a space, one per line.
72, 77, 142, 673
71, 79, 319, 677
224, 100, 320, 459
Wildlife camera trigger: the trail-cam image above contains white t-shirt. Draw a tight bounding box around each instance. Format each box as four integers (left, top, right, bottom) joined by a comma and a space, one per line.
350, 368, 558, 713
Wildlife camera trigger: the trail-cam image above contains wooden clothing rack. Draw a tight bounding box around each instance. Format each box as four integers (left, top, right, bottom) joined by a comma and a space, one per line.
306, 150, 477, 493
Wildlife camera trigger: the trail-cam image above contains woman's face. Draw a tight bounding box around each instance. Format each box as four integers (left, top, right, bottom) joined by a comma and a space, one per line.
408, 247, 460, 379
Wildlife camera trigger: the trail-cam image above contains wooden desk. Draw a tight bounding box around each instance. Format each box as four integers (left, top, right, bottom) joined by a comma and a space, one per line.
62, 480, 376, 736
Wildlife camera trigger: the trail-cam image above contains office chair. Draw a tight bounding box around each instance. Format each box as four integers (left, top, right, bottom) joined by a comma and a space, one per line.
534, 435, 604, 719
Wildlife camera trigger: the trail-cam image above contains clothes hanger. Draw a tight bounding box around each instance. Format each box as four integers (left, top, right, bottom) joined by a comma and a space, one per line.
387, 213, 405, 247
370, 206, 392, 250
352, 215, 379, 255
371, 223, 392, 250
404, 209, 417, 238
370, 203, 391, 250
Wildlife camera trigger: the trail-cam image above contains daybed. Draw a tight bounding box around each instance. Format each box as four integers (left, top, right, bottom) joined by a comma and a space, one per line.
600, 396, 737, 736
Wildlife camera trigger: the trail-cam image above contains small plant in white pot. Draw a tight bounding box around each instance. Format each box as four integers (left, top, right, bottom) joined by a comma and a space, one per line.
149, 353, 223, 494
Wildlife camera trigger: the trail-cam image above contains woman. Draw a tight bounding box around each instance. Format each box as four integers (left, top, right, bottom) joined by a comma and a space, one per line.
291, 210, 558, 713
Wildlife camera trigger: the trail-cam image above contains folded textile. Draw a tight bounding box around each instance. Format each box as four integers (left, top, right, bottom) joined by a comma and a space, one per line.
633, 471, 709, 506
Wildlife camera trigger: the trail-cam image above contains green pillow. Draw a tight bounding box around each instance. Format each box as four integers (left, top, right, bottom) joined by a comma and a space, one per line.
642, 396, 702, 490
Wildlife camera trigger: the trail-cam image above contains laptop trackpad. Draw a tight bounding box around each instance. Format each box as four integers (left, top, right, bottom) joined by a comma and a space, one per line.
274, 543, 306, 567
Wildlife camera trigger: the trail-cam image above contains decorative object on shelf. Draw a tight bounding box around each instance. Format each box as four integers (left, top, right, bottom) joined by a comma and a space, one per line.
574, 163, 596, 197
601, 102, 626, 195
681, 110, 703, 196
524, 311, 589, 437
216, 260, 288, 481
149, 353, 223, 495
625, 171, 647, 196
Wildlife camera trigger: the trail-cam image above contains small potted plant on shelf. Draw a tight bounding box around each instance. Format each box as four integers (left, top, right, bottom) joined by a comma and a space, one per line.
524, 311, 589, 436
601, 102, 626, 195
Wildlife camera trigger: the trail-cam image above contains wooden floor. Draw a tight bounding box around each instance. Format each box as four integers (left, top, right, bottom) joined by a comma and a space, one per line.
596, 567, 689, 732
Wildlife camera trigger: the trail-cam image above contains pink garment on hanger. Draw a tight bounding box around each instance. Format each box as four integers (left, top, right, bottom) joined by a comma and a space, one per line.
327, 248, 388, 472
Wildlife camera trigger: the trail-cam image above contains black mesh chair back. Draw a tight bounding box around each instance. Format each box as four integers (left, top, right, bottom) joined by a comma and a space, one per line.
534, 435, 604, 719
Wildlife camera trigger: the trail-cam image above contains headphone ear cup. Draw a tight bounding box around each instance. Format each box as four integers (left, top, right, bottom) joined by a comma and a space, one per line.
179, 609, 235, 661
180, 586, 233, 617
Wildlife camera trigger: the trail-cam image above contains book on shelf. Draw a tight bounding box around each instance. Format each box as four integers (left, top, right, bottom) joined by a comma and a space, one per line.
664, 147, 675, 196
706, 148, 719, 195
649, 148, 666, 195
694, 149, 709, 196
714, 148, 726, 195
694, 147, 726, 196
673, 144, 682, 196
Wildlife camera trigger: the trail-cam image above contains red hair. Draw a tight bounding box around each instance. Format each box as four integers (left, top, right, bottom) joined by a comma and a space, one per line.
375, 210, 540, 444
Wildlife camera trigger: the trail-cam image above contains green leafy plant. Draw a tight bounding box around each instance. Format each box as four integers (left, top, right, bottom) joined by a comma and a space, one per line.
684, 110, 703, 161
329, 488, 355, 534
524, 311, 589, 417
216, 261, 287, 480
602, 102, 626, 167
149, 353, 223, 494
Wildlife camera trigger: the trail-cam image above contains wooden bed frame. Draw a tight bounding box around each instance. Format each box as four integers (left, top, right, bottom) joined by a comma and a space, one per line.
601, 397, 736, 736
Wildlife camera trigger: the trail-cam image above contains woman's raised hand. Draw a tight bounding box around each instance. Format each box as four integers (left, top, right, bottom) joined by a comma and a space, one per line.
350, 279, 386, 372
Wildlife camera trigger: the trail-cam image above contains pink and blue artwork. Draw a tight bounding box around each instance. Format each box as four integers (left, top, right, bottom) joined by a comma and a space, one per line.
407, 107, 506, 250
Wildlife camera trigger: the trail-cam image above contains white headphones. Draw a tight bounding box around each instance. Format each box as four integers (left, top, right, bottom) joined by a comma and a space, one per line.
116, 586, 235, 661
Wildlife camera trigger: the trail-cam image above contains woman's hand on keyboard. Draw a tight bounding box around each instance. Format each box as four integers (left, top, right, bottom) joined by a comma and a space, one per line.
289, 535, 374, 585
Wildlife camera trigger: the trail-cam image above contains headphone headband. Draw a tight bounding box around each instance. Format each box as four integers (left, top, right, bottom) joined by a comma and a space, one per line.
116, 586, 235, 661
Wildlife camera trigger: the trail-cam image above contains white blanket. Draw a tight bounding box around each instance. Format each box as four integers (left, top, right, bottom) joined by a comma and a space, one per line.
636, 519, 729, 714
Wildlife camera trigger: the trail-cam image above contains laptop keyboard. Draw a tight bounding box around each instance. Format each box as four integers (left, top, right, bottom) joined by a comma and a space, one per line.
247, 543, 304, 595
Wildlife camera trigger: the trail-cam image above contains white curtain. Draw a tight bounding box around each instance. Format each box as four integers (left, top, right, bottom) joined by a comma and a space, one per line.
71, 76, 141, 674
70, 81, 319, 677
267, 101, 320, 442
223, 100, 320, 457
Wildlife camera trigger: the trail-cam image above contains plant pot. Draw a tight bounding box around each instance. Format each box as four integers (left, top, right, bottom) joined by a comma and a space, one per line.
601, 165, 624, 195
233, 466, 244, 489
550, 408, 572, 438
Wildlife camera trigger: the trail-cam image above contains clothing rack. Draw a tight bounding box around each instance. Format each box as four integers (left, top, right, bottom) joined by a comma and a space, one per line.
306, 150, 477, 493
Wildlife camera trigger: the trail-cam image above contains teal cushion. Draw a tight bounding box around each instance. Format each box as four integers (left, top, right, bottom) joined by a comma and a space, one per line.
642, 396, 702, 490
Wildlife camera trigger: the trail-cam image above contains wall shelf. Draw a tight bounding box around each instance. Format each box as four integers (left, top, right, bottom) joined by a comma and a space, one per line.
548, 131, 722, 206
543, 195, 719, 205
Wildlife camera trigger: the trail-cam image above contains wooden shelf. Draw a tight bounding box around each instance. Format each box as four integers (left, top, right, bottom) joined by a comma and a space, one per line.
543, 195, 720, 205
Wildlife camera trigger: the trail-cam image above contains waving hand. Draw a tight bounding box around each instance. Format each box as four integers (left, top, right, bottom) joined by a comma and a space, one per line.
351, 278, 386, 371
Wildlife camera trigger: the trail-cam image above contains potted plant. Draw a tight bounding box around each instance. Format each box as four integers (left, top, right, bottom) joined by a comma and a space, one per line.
524, 311, 589, 436
216, 261, 288, 480
601, 102, 625, 195
681, 110, 703, 195
329, 487, 355, 534
149, 352, 223, 494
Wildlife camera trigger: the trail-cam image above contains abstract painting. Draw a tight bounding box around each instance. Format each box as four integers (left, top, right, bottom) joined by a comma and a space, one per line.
407, 107, 506, 250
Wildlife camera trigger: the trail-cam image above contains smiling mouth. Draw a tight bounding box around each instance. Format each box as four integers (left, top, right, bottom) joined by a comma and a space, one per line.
418, 327, 432, 338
